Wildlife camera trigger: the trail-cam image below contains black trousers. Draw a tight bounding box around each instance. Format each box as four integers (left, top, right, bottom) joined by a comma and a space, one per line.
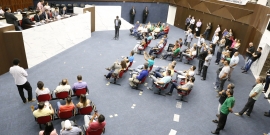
212, 44, 216, 55
143, 15, 148, 24
264, 76, 270, 92
218, 78, 227, 91
115, 26, 120, 38
202, 65, 208, 79
16, 81, 33, 102
215, 51, 222, 64
215, 112, 228, 133
130, 15, 135, 24
239, 97, 256, 115
198, 60, 204, 74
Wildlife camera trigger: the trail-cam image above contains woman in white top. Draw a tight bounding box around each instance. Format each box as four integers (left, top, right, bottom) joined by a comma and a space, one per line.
189, 16, 195, 30
35, 81, 51, 96
175, 66, 196, 81
195, 19, 202, 37
44, 2, 51, 11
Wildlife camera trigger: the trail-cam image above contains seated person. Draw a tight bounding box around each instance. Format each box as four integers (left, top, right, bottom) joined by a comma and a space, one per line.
167, 40, 179, 52
162, 44, 180, 59
131, 52, 155, 74
146, 21, 151, 30
60, 6, 68, 15
179, 46, 197, 62
52, 7, 59, 18
133, 39, 146, 52
130, 21, 139, 35
148, 39, 164, 55
129, 64, 149, 87
21, 14, 35, 29
76, 94, 91, 108
151, 24, 161, 39
155, 61, 177, 73
147, 70, 172, 90
54, 79, 71, 94
123, 51, 135, 64
175, 65, 196, 81
166, 76, 195, 95
39, 122, 58, 135
72, 75, 88, 94
57, 96, 75, 113
135, 24, 143, 39
34, 10, 44, 22
84, 110, 106, 132
43, 9, 51, 21
104, 60, 127, 79
152, 63, 175, 78
33, 102, 54, 118
60, 120, 82, 135
35, 81, 51, 96
156, 24, 170, 39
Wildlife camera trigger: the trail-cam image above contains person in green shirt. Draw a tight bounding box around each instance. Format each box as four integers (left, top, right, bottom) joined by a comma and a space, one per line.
162, 44, 180, 60
211, 89, 235, 134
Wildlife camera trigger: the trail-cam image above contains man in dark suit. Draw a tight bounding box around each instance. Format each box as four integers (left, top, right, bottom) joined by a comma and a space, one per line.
60, 6, 68, 16
142, 6, 149, 24
114, 16, 121, 40
129, 6, 136, 24
34, 10, 44, 22
4, 7, 22, 31
21, 14, 35, 29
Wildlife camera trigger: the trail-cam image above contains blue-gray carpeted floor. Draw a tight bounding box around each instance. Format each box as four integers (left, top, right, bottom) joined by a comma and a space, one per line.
0, 25, 269, 135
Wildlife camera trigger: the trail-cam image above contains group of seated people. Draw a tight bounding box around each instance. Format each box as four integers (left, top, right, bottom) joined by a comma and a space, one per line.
130, 21, 170, 40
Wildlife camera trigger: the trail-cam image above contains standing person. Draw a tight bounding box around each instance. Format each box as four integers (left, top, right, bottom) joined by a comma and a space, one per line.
242, 47, 262, 74
196, 34, 205, 57
215, 60, 230, 92
212, 25, 221, 41
36, 0, 44, 12
9, 59, 36, 103
231, 39, 241, 58
201, 50, 213, 80
185, 15, 191, 30
228, 52, 239, 81
203, 22, 212, 40
195, 19, 202, 37
114, 16, 121, 40
186, 29, 194, 48
197, 47, 208, 75
142, 6, 149, 24
0, 6, 4, 16
189, 16, 195, 30
263, 69, 270, 99
215, 36, 226, 65
211, 89, 235, 134
4, 7, 22, 31
212, 33, 220, 55
234, 76, 265, 117
241, 42, 255, 69
129, 6, 136, 24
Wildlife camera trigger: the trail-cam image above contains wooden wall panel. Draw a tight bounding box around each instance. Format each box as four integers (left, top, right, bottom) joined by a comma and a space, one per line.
1, 0, 33, 12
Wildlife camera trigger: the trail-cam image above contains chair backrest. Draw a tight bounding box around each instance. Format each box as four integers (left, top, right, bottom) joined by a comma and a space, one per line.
78, 106, 93, 115
55, 4, 60, 7
37, 94, 51, 102
36, 115, 52, 124
87, 128, 104, 135
80, 3, 85, 8
118, 70, 125, 78
128, 62, 133, 68
73, 3, 78, 7
179, 89, 192, 96
67, 4, 72, 7
148, 65, 153, 72
55, 91, 69, 99
74, 88, 87, 96
140, 76, 147, 84
58, 110, 74, 119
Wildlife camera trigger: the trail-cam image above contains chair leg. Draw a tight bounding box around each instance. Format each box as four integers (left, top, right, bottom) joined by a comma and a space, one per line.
39, 124, 42, 129
176, 95, 188, 102
110, 78, 121, 86
154, 89, 166, 96
133, 84, 143, 91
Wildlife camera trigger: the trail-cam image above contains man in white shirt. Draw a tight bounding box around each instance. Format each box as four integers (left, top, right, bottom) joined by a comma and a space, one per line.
9, 59, 36, 103
201, 50, 213, 80
228, 52, 239, 81
212, 33, 219, 55
36, 0, 44, 12
196, 34, 205, 57
0, 6, 4, 15
215, 60, 230, 92
54, 79, 71, 94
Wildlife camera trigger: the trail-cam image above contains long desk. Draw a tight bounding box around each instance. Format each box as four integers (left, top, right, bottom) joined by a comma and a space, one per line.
22, 12, 91, 68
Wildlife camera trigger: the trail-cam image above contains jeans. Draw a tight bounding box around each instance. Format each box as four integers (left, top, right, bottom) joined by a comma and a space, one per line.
215, 51, 222, 64
16, 81, 33, 102
239, 97, 256, 115
153, 71, 163, 78
203, 30, 210, 40
244, 59, 254, 72
156, 31, 165, 39
169, 82, 178, 93
215, 73, 220, 88
202, 65, 208, 79
115, 26, 119, 38
155, 67, 165, 73
242, 56, 251, 68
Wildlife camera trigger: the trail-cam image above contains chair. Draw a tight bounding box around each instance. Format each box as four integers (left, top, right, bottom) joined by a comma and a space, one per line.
80, 3, 85, 8
56, 109, 75, 120
153, 43, 167, 58
35, 115, 52, 129
55, 4, 60, 8
84, 126, 104, 135
67, 4, 73, 13
37, 94, 52, 102
170, 52, 181, 61
74, 88, 87, 97
77, 105, 95, 115
73, 3, 78, 7
148, 65, 153, 73
137, 40, 151, 54
176, 89, 192, 102
55, 91, 70, 99
132, 76, 147, 91
184, 55, 196, 64
154, 83, 170, 96
110, 70, 125, 86
60, 4, 66, 9
125, 62, 133, 72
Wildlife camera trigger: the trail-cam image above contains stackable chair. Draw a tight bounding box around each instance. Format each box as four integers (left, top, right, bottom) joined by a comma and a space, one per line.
37, 94, 52, 102
35, 115, 53, 129
110, 70, 125, 86
153, 82, 170, 96
176, 89, 192, 102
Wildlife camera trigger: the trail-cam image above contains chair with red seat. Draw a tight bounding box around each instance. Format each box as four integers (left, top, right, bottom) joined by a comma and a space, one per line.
56, 108, 75, 120
132, 75, 147, 91
125, 62, 133, 72
184, 55, 196, 64
35, 115, 53, 129
110, 70, 125, 86
153, 82, 170, 96
137, 40, 151, 54
176, 89, 192, 102
148, 65, 153, 73
37, 94, 52, 102
77, 104, 95, 115
55, 91, 70, 99
74, 88, 87, 97
83, 126, 104, 135
153, 43, 167, 58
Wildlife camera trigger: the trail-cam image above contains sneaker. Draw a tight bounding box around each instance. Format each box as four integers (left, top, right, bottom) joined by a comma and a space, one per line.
234, 113, 242, 116
28, 99, 36, 102
166, 92, 172, 96
105, 68, 110, 71
215, 63, 218, 65
212, 119, 219, 123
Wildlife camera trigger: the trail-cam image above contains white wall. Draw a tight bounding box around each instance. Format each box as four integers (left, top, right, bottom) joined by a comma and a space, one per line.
166, 5, 177, 25
250, 18, 270, 77
257, 0, 268, 5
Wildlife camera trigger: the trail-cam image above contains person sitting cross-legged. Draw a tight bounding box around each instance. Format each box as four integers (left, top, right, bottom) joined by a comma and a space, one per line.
130, 52, 155, 73
179, 46, 197, 62
151, 63, 175, 78
129, 63, 149, 88
155, 61, 177, 74
175, 65, 196, 81
72, 75, 88, 94
84, 110, 106, 133
104, 60, 127, 80
166, 76, 195, 96
56, 96, 75, 113
148, 39, 164, 55
147, 70, 172, 90
162, 43, 181, 60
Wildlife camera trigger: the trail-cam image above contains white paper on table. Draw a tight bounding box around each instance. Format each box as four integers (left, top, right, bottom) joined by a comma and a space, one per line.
177, 75, 186, 79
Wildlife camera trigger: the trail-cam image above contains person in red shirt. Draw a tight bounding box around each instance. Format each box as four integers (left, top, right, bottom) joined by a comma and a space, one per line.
156, 24, 170, 39
84, 111, 106, 133
57, 96, 75, 113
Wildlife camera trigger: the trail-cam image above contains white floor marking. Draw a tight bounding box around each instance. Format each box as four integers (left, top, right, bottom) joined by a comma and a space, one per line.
131, 106, 135, 109
109, 115, 113, 118
169, 129, 177, 135
64, 62, 66, 64
176, 101, 182, 108
82, 67, 83, 68
144, 83, 148, 86
139, 91, 143, 95
114, 114, 118, 117
173, 114, 180, 122
106, 82, 110, 86
132, 104, 136, 107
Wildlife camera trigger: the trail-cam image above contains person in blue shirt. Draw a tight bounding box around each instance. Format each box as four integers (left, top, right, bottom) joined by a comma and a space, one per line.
129, 64, 149, 88
130, 51, 155, 74
123, 51, 135, 63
